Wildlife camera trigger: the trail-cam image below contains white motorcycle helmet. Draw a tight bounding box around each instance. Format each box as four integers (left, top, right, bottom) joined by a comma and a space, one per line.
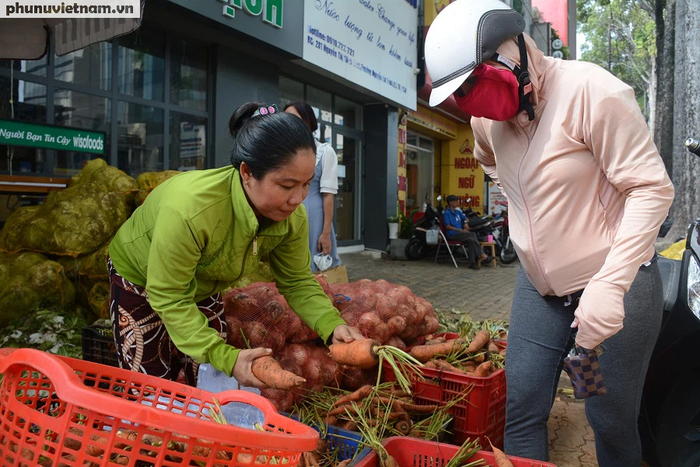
425, 0, 534, 120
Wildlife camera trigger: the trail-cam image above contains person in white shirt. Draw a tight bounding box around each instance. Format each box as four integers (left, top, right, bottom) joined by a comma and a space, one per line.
284, 102, 341, 272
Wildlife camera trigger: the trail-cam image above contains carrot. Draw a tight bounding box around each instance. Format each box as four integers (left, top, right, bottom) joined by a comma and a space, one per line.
488, 340, 501, 354
333, 384, 373, 406
409, 339, 467, 363
473, 353, 485, 363
394, 420, 411, 435
425, 336, 447, 346
328, 339, 379, 369
428, 359, 468, 374
462, 361, 477, 373
488, 438, 514, 467
467, 330, 491, 353
500, 348, 507, 358
396, 402, 439, 414
474, 361, 493, 377
324, 415, 338, 426
337, 459, 352, 467
251, 355, 306, 390
328, 404, 357, 417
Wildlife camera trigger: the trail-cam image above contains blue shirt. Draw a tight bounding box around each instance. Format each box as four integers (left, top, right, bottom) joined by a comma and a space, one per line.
443, 208, 466, 238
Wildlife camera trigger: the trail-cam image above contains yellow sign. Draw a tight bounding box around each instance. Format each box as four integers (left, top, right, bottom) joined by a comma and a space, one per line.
425, 0, 459, 26
440, 125, 485, 212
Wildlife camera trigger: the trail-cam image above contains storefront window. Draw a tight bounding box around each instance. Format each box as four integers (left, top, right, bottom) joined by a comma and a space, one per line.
170, 113, 206, 171
54, 89, 110, 176
170, 39, 208, 112
117, 101, 164, 176
118, 28, 165, 101
307, 85, 332, 124
55, 42, 112, 90
0, 56, 48, 77
0, 78, 47, 174
279, 76, 303, 108
334, 96, 361, 129
0, 78, 47, 123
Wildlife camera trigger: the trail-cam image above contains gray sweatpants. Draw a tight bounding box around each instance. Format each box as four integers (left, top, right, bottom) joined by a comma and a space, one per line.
505, 263, 662, 466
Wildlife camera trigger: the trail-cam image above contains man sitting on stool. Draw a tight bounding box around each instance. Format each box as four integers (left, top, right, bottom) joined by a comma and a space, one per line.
443, 195, 493, 270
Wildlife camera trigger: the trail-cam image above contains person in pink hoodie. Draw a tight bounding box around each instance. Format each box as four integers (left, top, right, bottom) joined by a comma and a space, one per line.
425, 1, 674, 465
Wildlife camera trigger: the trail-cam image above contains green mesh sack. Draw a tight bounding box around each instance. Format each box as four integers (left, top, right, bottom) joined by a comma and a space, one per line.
134, 170, 180, 207
0, 251, 76, 327
0, 159, 137, 256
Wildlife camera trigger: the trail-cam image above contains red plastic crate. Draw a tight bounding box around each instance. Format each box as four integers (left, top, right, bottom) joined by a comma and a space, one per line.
0, 348, 318, 467
382, 339, 507, 448
354, 437, 556, 467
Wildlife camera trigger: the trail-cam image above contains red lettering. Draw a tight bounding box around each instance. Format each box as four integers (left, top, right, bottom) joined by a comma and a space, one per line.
398, 176, 407, 191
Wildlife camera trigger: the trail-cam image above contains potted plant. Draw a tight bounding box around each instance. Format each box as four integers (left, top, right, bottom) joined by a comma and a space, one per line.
388, 213, 412, 260
387, 216, 399, 239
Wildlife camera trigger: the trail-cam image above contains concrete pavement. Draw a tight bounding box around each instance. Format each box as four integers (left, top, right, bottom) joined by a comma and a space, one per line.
341, 251, 597, 467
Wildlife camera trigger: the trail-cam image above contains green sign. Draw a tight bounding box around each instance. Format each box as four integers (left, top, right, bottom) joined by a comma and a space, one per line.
221, 0, 284, 28
0, 120, 106, 155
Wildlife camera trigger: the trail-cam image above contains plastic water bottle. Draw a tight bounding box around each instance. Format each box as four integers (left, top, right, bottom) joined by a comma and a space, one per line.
196, 363, 266, 429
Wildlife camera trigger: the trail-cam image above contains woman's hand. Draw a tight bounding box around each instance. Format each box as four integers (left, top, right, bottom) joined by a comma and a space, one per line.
232, 347, 272, 389
318, 231, 332, 255
573, 280, 626, 349
332, 325, 365, 345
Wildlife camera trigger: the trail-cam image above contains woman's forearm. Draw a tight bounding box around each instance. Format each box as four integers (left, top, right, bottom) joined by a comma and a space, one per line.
322, 193, 334, 234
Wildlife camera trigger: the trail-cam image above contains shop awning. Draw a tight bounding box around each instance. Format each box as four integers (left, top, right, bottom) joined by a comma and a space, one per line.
417, 70, 472, 123
0, 1, 145, 60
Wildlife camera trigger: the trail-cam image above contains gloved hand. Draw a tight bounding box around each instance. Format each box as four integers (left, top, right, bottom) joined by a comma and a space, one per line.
572, 279, 626, 349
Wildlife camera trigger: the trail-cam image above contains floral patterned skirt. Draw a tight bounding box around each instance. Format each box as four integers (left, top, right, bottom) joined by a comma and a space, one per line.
107, 256, 226, 386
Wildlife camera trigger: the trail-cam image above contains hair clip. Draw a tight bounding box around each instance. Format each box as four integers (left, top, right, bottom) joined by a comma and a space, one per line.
252, 104, 278, 118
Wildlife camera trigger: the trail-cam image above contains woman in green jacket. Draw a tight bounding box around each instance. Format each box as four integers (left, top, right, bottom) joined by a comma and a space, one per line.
108, 102, 363, 388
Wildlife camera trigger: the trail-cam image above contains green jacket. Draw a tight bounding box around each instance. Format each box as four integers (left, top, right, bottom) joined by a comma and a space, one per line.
109, 166, 346, 376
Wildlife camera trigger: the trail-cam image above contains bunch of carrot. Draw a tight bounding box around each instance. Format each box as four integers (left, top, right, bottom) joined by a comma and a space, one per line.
291, 382, 468, 467
409, 327, 507, 378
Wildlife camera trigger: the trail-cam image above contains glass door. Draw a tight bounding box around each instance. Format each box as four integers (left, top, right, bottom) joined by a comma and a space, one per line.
334, 130, 362, 242
406, 132, 434, 213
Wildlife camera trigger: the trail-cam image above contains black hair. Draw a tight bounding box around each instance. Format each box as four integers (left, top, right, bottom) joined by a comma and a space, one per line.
229, 102, 316, 179
283, 101, 319, 133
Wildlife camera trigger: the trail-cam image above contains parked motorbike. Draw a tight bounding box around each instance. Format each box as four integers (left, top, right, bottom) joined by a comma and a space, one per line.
404, 199, 441, 261
639, 136, 700, 467
492, 209, 518, 264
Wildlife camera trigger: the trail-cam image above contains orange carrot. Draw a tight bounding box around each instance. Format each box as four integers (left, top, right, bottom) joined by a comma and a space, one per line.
394, 420, 411, 435
333, 384, 373, 407
467, 330, 491, 353
328, 339, 379, 369
500, 348, 507, 358
337, 459, 352, 467
488, 438, 514, 467
488, 340, 500, 354
409, 339, 467, 363
427, 359, 468, 374
251, 355, 306, 390
474, 361, 493, 377
425, 336, 447, 346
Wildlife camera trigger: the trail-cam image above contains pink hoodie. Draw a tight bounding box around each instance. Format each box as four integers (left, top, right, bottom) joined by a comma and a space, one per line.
471, 35, 674, 348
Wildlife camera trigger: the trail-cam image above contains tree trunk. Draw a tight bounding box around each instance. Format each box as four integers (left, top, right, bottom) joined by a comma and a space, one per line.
667, 0, 700, 241
653, 0, 675, 177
